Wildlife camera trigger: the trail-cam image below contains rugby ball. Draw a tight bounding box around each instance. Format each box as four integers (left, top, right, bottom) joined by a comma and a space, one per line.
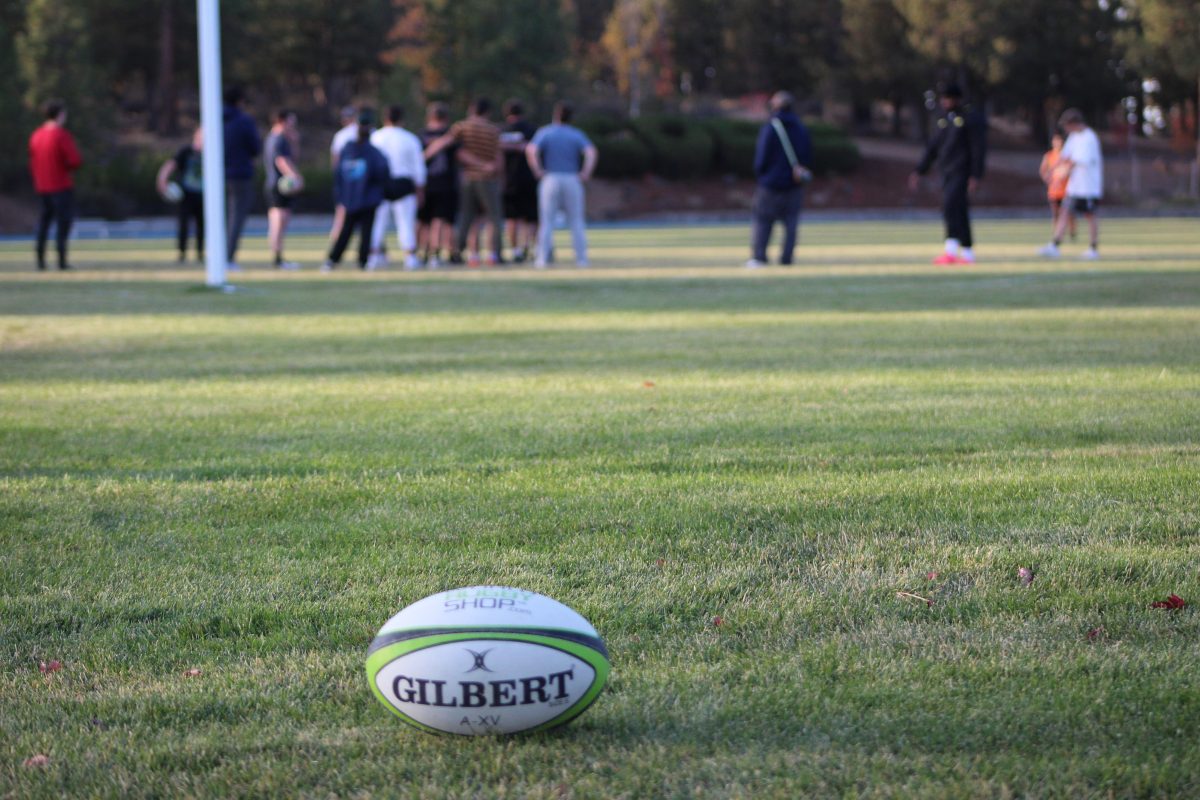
366, 586, 610, 736
161, 182, 183, 203
277, 174, 304, 196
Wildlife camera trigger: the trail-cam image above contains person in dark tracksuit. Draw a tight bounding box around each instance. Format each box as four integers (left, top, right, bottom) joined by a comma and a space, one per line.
222, 86, 262, 270
748, 91, 812, 268
323, 109, 389, 271
909, 83, 986, 265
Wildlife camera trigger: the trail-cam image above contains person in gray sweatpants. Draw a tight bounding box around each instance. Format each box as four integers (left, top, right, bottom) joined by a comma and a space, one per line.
526, 102, 598, 268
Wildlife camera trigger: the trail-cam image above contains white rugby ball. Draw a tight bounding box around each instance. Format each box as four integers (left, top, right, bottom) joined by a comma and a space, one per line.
366, 586, 610, 736
161, 182, 183, 203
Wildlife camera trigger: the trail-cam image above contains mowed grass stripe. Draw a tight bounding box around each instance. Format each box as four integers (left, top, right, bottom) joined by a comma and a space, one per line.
1, 219, 1198, 797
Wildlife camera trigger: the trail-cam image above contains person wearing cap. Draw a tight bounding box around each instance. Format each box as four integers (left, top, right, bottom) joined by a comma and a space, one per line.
746, 90, 812, 268
908, 83, 987, 265
323, 108, 389, 271
1038, 109, 1102, 261
328, 105, 368, 245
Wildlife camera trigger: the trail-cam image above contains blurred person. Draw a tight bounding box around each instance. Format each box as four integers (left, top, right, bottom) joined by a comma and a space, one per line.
156, 126, 205, 263
222, 86, 262, 271
1039, 109, 1103, 261
29, 99, 82, 271
418, 102, 458, 268
1039, 132, 1076, 243
908, 83, 987, 265
746, 90, 812, 268
368, 105, 427, 270
526, 101, 598, 268
323, 108, 389, 271
429, 97, 504, 266
264, 109, 303, 270
328, 105, 363, 245
501, 99, 539, 263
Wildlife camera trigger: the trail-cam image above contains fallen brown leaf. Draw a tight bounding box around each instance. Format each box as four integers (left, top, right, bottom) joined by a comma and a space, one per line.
183, 668, 202, 677
1086, 626, 1105, 641
926, 571, 940, 581
23, 754, 50, 768
642, 381, 656, 388
711, 615, 724, 627
1018, 567, 1034, 586
896, 591, 933, 607
38, 660, 62, 674
654, 558, 665, 568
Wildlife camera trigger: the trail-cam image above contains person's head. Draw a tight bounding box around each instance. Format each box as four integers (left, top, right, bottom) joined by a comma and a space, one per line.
426, 101, 449, 127
552, 101, 574, 125
1058, 108, 1086, 133
386, 104, 405, 127
274, 109, 297, 132
470, 97, 492, 119
503, 99, 523, 121
340, 105, 357, 126
938, 82, 964, 111
223, 86, 245, 108
42, 99, 67, 125
1050, 132, 1064, 150
768, 91, 795, 115
357, 107, 375, 141
191, 126, 204, 150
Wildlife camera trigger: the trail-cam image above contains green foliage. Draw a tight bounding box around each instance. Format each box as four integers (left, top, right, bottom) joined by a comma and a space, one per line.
702, 117, 760, 178
16, 0, 111, 151
629, 114, 715, 178
424, 0, 574, 111
0, 16, 30, 190
592, 131, 655, 178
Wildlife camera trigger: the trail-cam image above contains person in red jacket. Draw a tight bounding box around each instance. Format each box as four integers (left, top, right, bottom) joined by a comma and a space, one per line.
29, 99, 83, 271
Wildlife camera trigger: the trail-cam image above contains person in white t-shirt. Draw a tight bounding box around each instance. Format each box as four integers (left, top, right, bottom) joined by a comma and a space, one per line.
328, 105, 367, 245
367, 105, 428, 270
1039, 108, 1103, 261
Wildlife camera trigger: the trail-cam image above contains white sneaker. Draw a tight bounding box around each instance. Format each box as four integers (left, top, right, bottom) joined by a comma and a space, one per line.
404, 254, 421, 270
744, 259, 768, 269
1080, 248, 1099, 261
533, 260, 549, 270
427, 255, 442, 270
1037, 243, 1060, 258
226, 262, 243, 272
320, 261, 335, 273
274, 261, 300, 271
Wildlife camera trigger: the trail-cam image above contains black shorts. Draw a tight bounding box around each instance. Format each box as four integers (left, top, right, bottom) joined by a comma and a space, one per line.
1069, 197, 1099, 215
266, 187, 292, 210
503, 187, 538, 223
419, 187, 458, 224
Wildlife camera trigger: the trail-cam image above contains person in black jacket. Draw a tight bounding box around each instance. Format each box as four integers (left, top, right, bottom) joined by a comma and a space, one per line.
222, 86, 262, 270
323, 109, 390, 271
909, 83, 986, 265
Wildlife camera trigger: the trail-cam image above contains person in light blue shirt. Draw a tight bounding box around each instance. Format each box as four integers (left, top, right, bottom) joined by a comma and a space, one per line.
526, 102, 598, 268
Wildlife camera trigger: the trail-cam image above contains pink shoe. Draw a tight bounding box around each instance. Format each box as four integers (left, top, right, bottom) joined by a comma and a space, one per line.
932, 253, 961, 265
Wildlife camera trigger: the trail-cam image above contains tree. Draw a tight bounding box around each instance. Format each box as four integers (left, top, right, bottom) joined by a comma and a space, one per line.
601, 0, 669, 117
841, 0, 928, 135
1128, 0, 1200, 195
16, 0, 111, 150
0, 14, 30, 188
423, 0, 573, 112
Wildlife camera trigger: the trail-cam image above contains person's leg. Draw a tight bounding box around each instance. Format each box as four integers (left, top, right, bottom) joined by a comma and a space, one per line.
274, 208, 293, 266
561, 175, 588, 265
397, 195, 418, 264
54, 189, 75, 269
536, 177, 557, 266
1085, 210, 1099, 255
483, 180, 505, 259
779, 188, 803, 265
455, 181, 478, 256
327, 209, 356, 265
193, 194, 205, 259
36, 194, 54, 269
369, 200, 391, 265
329, 204, 346, 245
939, 177, 970, 261
267, 206, 283, 258
357, 207, 378, 268
750, 188, 774, 264
226, 179, 253, 263
177, 197, 190, 258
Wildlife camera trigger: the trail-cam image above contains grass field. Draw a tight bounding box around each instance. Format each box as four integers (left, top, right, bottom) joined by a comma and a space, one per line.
2, 219, 1199, 798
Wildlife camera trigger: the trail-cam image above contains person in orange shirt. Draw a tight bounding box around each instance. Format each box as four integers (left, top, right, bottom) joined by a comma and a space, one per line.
1039, 133, 1076, 242
28, 99, 83, 271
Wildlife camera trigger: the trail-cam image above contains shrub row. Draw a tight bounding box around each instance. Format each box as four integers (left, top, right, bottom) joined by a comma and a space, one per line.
579, 114, 861, 181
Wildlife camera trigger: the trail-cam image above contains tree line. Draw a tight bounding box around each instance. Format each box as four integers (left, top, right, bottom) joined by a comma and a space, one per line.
2, 0, 1197, 191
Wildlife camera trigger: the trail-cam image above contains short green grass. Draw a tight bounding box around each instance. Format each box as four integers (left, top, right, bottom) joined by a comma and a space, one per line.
2, 219, 1198, 798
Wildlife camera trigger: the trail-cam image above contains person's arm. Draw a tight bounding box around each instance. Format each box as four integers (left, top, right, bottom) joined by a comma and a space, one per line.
525, 141, 544, 180
909, 126, 943, 190
61, 131, 83, 171
156, 158, 177, 193
580, 144, 598, 181
753, 124, 772, 178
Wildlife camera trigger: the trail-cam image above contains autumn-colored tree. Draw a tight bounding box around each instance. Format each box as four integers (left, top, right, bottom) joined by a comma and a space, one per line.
602, 0, 669, 117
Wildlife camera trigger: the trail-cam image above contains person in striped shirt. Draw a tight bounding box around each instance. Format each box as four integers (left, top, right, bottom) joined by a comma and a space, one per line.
430, 97, 505, 266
